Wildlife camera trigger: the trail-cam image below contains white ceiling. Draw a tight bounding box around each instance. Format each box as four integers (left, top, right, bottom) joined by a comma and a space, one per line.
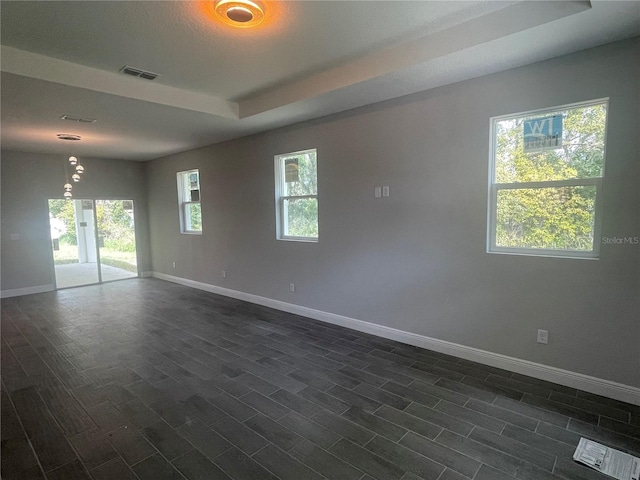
1, 1, 639, 161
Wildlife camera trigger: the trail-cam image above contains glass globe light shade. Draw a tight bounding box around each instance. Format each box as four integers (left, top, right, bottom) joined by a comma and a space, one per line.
68, 156, 78, 165
64, 183, 72, 191
64, 191, 72, 199
72, 173, 81, 182
75, 165, 84, 174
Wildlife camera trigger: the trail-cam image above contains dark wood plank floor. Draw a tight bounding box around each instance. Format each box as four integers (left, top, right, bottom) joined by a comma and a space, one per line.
1, 279, 638, 480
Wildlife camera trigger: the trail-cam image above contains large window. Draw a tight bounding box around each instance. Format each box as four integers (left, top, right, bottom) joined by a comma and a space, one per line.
177, 169, 202, 234
488, 99, 608, 258
275, 149, 318, 241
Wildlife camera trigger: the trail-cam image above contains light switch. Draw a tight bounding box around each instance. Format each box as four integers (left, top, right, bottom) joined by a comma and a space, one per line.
374, 187, 382, 198
382, 186, 390, 197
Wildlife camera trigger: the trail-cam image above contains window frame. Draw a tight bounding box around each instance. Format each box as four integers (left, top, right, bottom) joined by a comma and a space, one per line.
274, 148, 318, 242
487, 98, 608, 259
177, 169, 202, 235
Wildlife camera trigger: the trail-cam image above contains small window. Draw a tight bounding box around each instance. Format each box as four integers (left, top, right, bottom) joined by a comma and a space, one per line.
275, 149, 318, 241
488, 99, 608, 258
177, 169, 202, 234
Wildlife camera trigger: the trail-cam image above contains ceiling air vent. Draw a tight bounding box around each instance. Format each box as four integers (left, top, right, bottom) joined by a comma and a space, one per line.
120, 65, 160, 81
61, 115, 97, 124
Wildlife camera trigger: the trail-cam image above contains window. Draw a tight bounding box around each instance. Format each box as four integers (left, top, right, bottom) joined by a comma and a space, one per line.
275, 149, 318, 241
488, 99, 608, 258
177, 169, 202, 234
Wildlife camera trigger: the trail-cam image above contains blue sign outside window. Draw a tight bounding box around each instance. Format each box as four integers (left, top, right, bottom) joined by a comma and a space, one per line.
523, 115, 563, 152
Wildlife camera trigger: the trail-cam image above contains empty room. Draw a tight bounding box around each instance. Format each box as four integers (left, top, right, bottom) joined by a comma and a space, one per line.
1, 1, 639, 480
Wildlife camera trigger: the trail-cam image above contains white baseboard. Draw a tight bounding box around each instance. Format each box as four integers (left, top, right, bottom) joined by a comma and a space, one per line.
139, 271, 153, 278
151, 272, 640, 406
0, 283, 55, 299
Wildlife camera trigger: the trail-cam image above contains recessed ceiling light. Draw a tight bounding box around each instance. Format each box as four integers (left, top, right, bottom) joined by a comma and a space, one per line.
57, 134, 82, 141
214, 0, 264, 28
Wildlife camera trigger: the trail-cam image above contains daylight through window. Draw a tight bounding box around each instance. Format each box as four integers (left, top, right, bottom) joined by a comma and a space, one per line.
275, 149, 318, 241
488, 99, 608, 258
177, 169, 202, 234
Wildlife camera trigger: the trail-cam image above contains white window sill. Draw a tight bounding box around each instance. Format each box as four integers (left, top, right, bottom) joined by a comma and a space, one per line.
278, 237, 318, 243
487, 249, 598, 260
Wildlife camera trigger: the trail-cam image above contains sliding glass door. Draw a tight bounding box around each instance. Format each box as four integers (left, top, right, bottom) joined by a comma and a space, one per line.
48, 199, 138, 288
96, 200, 137, 282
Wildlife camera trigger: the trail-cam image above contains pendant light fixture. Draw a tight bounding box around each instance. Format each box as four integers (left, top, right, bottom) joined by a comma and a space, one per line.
63, 157, 85, 196
57, 131, 88, 200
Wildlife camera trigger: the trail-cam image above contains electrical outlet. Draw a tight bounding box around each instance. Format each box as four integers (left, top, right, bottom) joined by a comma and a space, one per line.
382, 186, 390, 197
374, 187, 382, 198
537, 329, 549, 344
172, 261, 176, 269
290, 283, 295, 292
222, 270, 227, 278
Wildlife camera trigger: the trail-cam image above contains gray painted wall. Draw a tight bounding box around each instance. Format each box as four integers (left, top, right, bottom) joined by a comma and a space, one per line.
147, 39, 639, 388
1, 151, 151, 291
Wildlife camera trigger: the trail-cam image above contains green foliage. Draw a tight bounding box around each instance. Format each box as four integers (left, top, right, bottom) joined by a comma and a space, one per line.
496, 186, 596, 250
284, 153, 317, 197
104, 238, 136, 252
286, 198, 318, 238
48, 199, 77, 244
494, 104, 606, 251
188, 203, 202, 231
96, 200, 136, 252
100, 257, 137, 272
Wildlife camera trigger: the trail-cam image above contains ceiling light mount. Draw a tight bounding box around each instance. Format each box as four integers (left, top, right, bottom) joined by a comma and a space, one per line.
214, 0, 264, 28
